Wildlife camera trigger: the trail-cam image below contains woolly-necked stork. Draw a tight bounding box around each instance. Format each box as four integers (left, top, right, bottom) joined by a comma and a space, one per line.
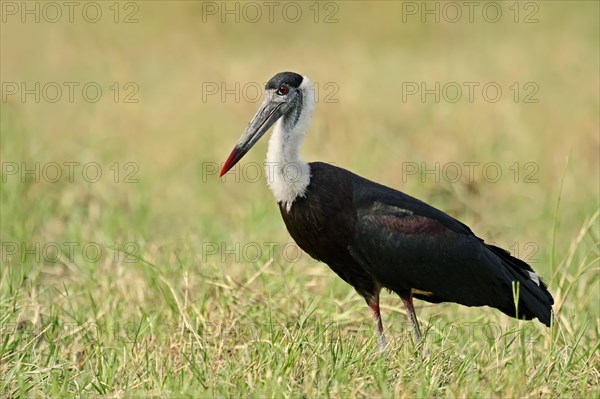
219, 71, 554, 348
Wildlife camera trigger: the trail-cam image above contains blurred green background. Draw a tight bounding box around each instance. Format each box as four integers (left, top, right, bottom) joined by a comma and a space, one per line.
1, 1, 598, 397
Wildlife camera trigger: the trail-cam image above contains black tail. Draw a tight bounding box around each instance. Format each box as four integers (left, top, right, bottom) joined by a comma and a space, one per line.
486, 244, 554, 327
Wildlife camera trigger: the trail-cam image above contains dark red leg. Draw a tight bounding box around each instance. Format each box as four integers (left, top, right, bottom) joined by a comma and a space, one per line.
369, 300, 387, 351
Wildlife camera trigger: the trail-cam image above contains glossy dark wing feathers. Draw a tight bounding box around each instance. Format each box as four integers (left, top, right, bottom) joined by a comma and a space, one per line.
335, 163, 553, 325
349, 211, 509, 305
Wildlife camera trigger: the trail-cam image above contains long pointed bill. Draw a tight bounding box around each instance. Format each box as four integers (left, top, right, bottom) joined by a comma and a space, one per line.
220, 96, 285, 177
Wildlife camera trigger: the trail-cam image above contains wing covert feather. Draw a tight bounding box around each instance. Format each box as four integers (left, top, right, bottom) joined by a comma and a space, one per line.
348, 209, 510, 306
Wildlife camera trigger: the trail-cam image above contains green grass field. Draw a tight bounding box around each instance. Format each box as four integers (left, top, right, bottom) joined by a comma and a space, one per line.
1, 1, 598, 397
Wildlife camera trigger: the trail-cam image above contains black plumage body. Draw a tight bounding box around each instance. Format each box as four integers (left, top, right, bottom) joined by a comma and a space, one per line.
280, 162, 554, 326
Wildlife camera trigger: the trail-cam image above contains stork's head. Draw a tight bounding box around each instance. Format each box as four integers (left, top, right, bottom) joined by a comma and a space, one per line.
219, 72, 313, 177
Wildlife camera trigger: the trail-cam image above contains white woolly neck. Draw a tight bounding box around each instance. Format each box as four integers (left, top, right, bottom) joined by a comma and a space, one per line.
265, 76, 314, 211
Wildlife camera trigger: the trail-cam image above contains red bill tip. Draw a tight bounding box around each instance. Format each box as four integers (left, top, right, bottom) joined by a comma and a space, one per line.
219, 148, 238, 177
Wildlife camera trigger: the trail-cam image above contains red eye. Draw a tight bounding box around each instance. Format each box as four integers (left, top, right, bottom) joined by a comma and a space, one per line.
278, 85, 289, 95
